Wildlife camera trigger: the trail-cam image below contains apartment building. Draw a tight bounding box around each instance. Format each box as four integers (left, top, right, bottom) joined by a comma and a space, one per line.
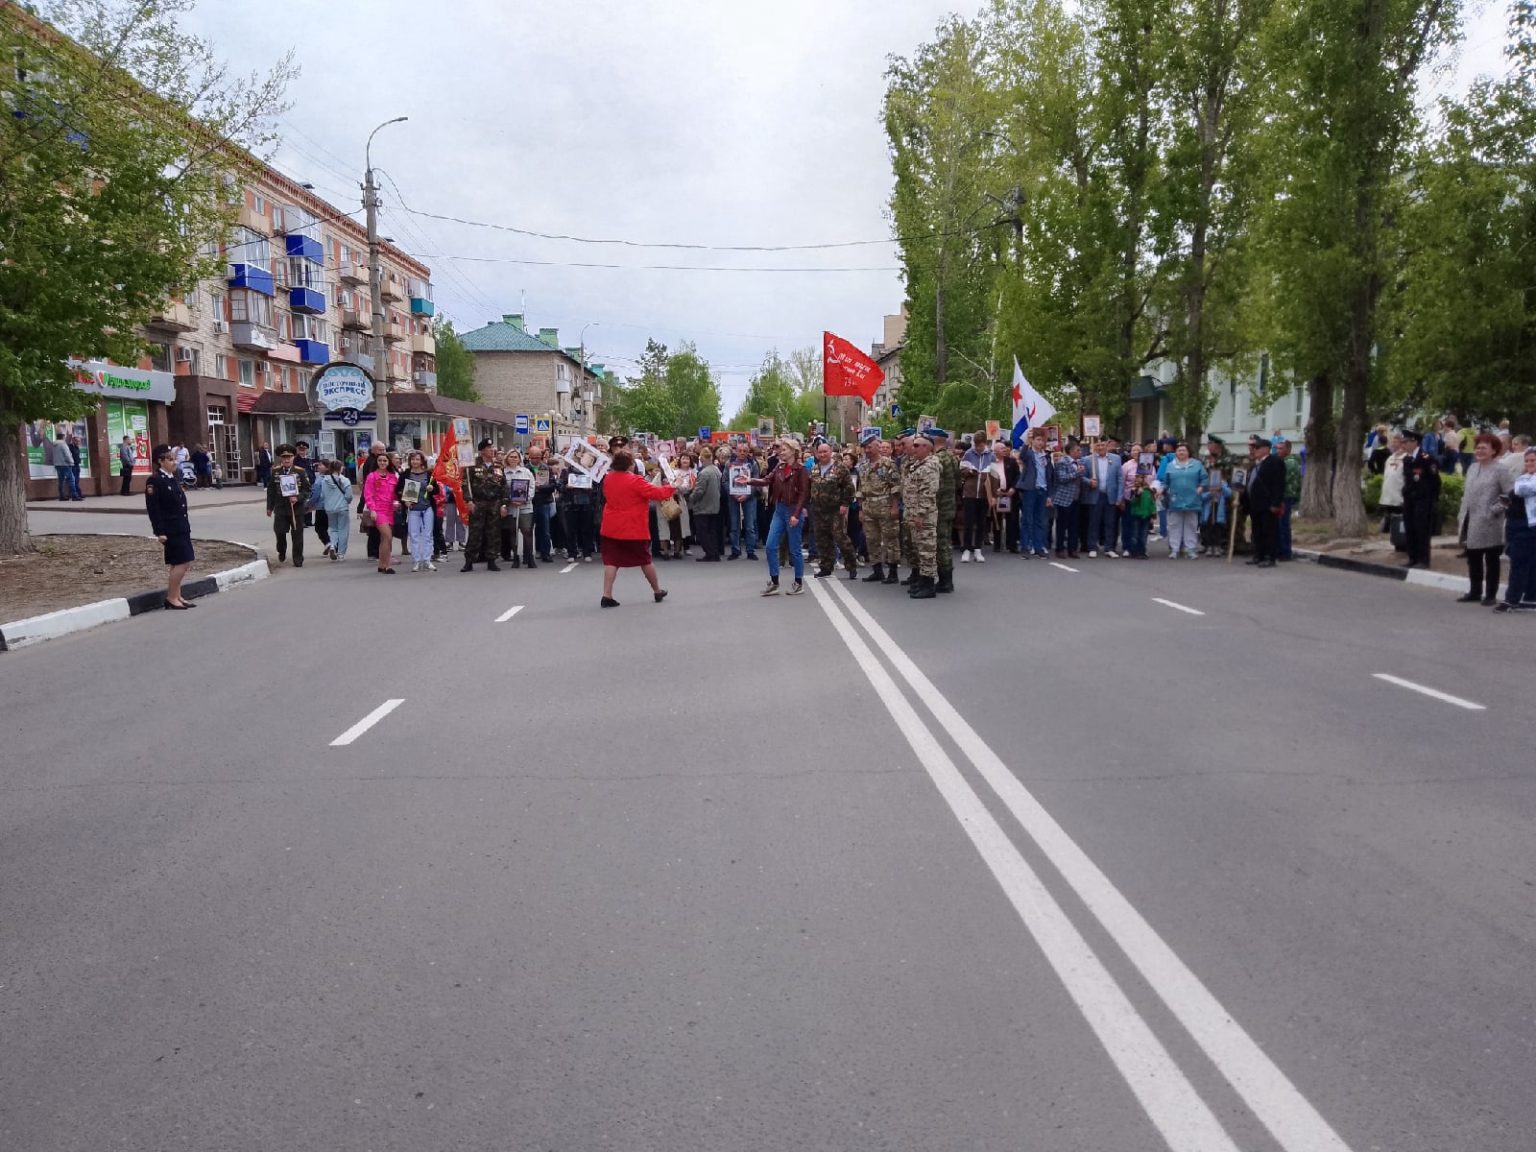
147, 168, 438, 484
459, 314, 608, 436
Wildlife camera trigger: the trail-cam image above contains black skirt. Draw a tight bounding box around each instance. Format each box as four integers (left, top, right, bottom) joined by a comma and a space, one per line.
162, 534, 194, 566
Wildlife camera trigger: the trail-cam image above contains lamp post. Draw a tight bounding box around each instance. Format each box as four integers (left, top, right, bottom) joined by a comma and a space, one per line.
578, 321, 597, 433
365, 116, 408, 448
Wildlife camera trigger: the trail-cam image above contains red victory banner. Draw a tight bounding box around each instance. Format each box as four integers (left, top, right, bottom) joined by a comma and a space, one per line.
823, 331, 884, 403
432, 422, 467, 511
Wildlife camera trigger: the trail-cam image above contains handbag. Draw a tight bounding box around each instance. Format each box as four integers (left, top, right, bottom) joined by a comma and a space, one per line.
660, 497, 682, 522
360, 507, 376, 529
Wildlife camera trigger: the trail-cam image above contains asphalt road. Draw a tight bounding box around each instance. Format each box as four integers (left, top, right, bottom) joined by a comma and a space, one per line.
2, 506, 1532, 1152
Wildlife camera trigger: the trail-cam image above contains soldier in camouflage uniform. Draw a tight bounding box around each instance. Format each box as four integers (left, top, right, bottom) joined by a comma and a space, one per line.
809, 441, 858, 578
896, 432, 920, 584
859, 438, 902, 584
930, 429, 958, 593
460, 438, 505, 572
905, 434, 941, 599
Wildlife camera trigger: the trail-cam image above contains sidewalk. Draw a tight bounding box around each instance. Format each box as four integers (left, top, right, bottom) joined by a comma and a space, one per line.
27, 487, 265, 516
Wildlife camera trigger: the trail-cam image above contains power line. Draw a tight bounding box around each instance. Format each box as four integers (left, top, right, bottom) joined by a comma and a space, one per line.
418, 254, 900, 273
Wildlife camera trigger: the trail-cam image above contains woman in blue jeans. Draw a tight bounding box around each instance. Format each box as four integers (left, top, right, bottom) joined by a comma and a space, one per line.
744, 441, 810, 595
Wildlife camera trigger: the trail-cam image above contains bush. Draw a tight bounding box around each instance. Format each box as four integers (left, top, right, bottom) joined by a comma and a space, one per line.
1439, 472, 1463, 528
1363, 472, 1382, 514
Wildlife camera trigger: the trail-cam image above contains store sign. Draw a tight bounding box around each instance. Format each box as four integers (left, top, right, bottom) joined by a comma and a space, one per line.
68, 360, 177, 405
312, 363, 375, 412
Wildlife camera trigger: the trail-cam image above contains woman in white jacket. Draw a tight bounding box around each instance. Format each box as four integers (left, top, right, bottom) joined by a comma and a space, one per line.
501, 449, 537, 568
315, 460, 354, 561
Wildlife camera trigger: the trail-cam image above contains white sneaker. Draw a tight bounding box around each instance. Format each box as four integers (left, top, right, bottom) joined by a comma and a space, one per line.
1088, 550, 1098, 558
975, 551, 986, 563
1169, 550, 1178, 559
1187, 552, 1199, 560
411, 561, 421, 572
426, 561, 437, 571
1105, 550, 1118, 558
961, 550, 972, 563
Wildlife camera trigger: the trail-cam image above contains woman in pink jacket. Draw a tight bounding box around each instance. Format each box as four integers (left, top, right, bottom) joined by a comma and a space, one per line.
363, 454, 401, 574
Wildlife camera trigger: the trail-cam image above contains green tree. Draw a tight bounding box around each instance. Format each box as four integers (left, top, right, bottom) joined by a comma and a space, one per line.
0, 0, 293, 554
665, 342, 722, 434
605, 338, 720, 436
432, 316, 478, 402
730, 348, 827, 434
1257, 0, 1460, 531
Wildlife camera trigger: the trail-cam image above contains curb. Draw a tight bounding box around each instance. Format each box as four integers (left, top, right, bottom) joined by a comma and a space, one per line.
0, 543, 269, 652
1297, 548, 1468, 593
26, 495, 265, 516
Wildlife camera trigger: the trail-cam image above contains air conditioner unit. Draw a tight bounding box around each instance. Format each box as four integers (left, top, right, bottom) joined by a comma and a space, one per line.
174, 347, 193, 363
212, 319, 228, 333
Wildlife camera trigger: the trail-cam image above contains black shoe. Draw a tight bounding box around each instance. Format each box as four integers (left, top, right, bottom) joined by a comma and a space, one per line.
486, 560, 501, 571
1481, 595, 1498, 606
293, 560, 303, 567
461, 561, 474, 572
900, 572, 914, 586
882, 568, 899, 585
1245, 557, 1261, 566
654, 589, 668, 603
814, 568, 834, 578
910, 575, 936, 600
728, 552, 741, 560
1256, 559, 1276, 568
747, 552, 758, 560
600, 597, 619, 608
936, 574, 954, 594
539, 554, 554, 563
524, 556, 536, 569
1456, 593, 1481, 603
863, 564, 885, 582
845, 568, 859, 580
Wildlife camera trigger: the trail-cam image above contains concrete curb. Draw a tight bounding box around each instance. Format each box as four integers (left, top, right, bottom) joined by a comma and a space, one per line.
0, 542, 269, 652
1297, 548, 1468, 594
25, 495, 264, 516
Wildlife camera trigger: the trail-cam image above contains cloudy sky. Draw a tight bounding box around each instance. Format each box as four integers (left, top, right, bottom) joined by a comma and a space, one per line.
182, 0, 1510, 418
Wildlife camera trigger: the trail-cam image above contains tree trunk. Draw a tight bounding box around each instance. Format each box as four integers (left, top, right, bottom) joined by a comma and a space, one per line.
1334, 353, 1370, 538
1300, 372, 1335, 521
934, 276, 948, 386
0, 422, 34, 556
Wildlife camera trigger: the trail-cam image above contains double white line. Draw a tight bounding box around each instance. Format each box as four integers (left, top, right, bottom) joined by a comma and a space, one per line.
809, 579, 1351, 1152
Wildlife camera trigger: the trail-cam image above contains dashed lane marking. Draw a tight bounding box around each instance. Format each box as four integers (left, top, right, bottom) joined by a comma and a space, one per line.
330, 699, 405, 747
1152, 597, 1206, 617
1372, 673, 1485, 712
1049, 561, 1079, 574
560, 562, 578, 574
495, 605, 524, 623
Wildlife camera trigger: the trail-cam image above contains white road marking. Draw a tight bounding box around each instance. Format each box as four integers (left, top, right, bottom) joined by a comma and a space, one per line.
1372, 673, 1486, 712
809, 580, 1242, 1152
1152, 597, 1206, 617
330, 699, 404, 747
560, 562, 578, 574
823, 578, 1353, 1152
1049, 561, 1079, 573
494, 605, 524, 623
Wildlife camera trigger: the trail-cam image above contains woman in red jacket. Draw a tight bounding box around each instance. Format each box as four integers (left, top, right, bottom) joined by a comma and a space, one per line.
598, 450, 675, 608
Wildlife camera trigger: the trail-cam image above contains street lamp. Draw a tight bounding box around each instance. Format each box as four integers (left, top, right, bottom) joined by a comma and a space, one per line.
365, 116, 408, 447
578, 322, 598, 432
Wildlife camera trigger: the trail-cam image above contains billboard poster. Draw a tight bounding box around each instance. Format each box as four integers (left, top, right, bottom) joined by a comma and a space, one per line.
24, 420, 91, 480
104, 399, 150, 477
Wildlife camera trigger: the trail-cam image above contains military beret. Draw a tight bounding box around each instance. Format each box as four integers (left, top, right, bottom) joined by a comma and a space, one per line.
899, 427, 916, 438
929, 428, 950, 440
477, 438, 495, 450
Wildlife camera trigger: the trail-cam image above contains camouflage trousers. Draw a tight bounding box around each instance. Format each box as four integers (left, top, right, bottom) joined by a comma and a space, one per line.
864, 503, 900, 566
466, 507, 500, 562
937, 513, 954, 576
911, 513, 938, 577
812, 507, 856, 572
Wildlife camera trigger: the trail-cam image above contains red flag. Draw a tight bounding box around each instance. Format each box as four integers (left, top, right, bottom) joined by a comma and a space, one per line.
823, 331, 884, 403
432, 423, 468, 511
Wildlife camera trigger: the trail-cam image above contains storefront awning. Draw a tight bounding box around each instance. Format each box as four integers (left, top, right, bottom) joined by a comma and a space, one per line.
248, 392, 314, 415
1128, 375, 1164, 402
70, 359, 177, 405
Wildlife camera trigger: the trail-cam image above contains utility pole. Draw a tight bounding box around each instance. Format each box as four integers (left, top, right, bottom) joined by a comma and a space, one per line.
365, 116, 407, 450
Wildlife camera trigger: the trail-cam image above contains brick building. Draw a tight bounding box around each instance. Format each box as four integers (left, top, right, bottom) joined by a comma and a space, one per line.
458, 314, 608, 436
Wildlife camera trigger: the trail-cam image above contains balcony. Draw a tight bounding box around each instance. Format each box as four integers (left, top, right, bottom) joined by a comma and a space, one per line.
340, 349, 374, 372
147, 301, 196, 332
341, 309, 368, 331
289, 286, 326, 315
228, 263, 274, 296
381, 279, 404, 302
230, 321, 278, 353
294, 339, 330, 365
268, 343, 301, 364
411, 332, 436, 357
413, 370, 438, 391
237, 203, 270, 235
384, 321, 406, 343
284, 234, 323, 262
340, 260, 367, 286
410, 296, 435, 317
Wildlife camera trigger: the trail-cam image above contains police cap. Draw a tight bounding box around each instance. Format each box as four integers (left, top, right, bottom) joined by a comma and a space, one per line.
477, 437, 495, 450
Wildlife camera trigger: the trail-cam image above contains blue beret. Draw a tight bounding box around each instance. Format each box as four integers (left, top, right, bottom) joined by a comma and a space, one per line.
899, 427, 916, 437
929, 428, 950, 439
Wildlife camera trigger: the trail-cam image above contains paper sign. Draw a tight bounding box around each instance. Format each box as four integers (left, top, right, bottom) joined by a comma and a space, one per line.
728, 465, 752, 497
278, 473, 299, 498
917, 415, 936, 434
1083, 414, 1102, 438
401, 479, 422, 504
567, 471, 592, 489
561, 440, 611, 482
985, 420, 1001, 442
507, 477, 530, 503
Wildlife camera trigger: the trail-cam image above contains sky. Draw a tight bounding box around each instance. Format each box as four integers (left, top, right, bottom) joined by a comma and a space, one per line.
180, 0, 1512, 420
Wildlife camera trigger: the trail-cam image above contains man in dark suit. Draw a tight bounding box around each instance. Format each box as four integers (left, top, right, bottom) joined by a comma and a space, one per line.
1242, 434, 1286, 568
1400, 428, 1441, 568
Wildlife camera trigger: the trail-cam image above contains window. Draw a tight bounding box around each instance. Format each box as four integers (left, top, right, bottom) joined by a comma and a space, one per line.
149, 343, 172, 372
252, 192, 266, 216
215, 353, 228, 379
256, 360, 272, 390
229, 290, 272, 327
339, 289, 354, 311
340, 244, 353, 265
275, 312, 290, 342
228, 225, 269, 265
288, 257, 318, 290
293, 314, 329, 343
209, 290, 225, 322
238, 359, 254, 387
185, 347, 201, 375
207, 405, 227, 425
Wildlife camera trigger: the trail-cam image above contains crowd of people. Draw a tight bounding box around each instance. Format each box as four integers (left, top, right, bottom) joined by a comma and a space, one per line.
144, 419, 1536, 614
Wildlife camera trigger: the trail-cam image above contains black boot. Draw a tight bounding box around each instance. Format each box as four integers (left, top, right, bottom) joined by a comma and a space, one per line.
908, 573, 928, 597
882, 567, 899, 585
460, 559, 474, 572
900, 570, 914, 586
524, 555, 536, 569
910, 575, 936, 600
486, 559, 501, 571
936, 572, 954, 594
862, 564, 885, 583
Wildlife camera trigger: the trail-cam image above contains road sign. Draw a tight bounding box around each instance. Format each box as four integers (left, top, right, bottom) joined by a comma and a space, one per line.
534, 417, 552, 435
889, 403, 902, 418
515, 414, 529, 434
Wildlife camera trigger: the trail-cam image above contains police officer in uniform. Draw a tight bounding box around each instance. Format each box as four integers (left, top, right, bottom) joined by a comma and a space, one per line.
1400, 428, 1440, 568
145, 444, 196, 609
462, 438, 505, 572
